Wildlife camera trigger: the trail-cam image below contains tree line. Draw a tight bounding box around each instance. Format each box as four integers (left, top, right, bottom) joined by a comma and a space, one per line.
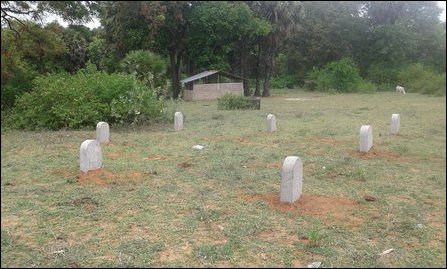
2, 1, 446, 111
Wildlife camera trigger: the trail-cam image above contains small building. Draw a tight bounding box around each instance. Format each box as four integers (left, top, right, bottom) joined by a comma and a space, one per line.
181, 70, 246, 101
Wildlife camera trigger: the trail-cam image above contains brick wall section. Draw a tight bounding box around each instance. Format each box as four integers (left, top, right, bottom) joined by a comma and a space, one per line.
183, 83, 244, 101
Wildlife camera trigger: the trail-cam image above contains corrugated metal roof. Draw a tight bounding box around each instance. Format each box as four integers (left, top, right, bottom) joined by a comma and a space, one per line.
181, 70, 220, 86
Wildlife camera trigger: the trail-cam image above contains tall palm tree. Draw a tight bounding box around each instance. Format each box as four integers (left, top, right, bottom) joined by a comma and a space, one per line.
249, 1, 303, 96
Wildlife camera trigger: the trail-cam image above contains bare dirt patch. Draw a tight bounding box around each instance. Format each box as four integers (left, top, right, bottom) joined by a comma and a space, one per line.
147, 156, 167, 160
78, 169, 143, 187
350, 146, 412, 162
242, 193, 363, 227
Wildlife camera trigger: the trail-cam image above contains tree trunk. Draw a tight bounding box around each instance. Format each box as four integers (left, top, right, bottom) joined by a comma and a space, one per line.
240, 42, 250, 96
169, 49, 182, 99
262, 48, 273, 97
254, 41, 261, 97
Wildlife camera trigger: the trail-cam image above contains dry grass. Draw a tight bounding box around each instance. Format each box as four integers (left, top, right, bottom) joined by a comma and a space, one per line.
1, 90, 446, 267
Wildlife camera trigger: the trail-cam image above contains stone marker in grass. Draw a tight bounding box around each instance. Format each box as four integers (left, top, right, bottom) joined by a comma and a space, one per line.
80, 140, 102, 173
96, 121, 110, 143
359, 125, 373, 152
280, 156, 303, 203
266, 114, 277, 133
390, 114, 400, 135
174, 112, 183, 131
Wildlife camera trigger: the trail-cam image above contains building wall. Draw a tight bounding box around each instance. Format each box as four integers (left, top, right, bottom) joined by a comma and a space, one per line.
183, 82, 244, 101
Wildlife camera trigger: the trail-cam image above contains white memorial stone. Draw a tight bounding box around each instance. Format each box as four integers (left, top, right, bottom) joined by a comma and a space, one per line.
359, 125, 373, 152
80, 140, 102, 173
96, 121, 110, 143
174, 112, 183, 131
266, 114, 277, 133
280, 156, 303, 203
390, 114, 400, 135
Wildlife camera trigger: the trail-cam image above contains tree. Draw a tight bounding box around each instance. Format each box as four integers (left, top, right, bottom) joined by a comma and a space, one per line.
362, 1, 445, 73
62, 25, 93, 73
120, 50, 168, 97
1, 1, 98, 38
100, 1, 161, 59
152, 1, 193, 99
248, 1, 303, 96
1, 28, 37, 109
364, 1, 406, 25
284, 1, 368, 80
13, 21, 67, 73
186, 1, 270, 96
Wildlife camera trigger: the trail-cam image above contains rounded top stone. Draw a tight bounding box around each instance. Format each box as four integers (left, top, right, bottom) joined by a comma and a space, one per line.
80, 139, 100, 151
175, 112, 183, 116
267, 114, 275, 119
360, 125, 372, 134
282, 156, 301, 172
96, 121, 109, 129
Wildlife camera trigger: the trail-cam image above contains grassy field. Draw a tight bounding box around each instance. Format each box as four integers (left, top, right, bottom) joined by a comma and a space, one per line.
1, 90, 446, 267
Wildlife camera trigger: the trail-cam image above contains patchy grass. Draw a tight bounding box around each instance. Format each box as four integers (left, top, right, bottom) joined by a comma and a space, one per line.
1, 90, 446, 267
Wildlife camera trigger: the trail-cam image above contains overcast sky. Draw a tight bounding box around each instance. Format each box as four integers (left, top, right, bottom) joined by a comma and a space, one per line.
439, 1, 446, 21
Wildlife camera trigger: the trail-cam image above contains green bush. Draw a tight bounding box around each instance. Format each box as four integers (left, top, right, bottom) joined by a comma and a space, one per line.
357, 80, 377, 93
1, 67, 37, 110
397, 63, 446, 96
375, 83, 396, 92
366, 63, 400, 85
87, 37, 119, 73
305, 58, 362, 92
217, 94, 254, 110
1, 37, 38, 110
110, 80, 164, 125
120, 50, 168, 97
8, 64, 165, 130
270, 74, 298, 89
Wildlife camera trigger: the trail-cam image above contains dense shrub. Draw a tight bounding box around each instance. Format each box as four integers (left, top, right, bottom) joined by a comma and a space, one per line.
8, 64, 165, 130
270, 75, 298, 89
366, 64, 398, 84
305, 58, 363, 92
109, 80, 164, 125
397, 63, 446, 96
1, 30, 38, 110
1, 59, 37, 110
87, 37, 119, 73
357, 80, 377, 93
120, 50, 169, 97
217, 94, 254, 110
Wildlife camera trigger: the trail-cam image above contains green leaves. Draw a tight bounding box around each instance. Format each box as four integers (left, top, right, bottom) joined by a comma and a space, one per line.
8, 66, 165, 130
306, 58, 363, 93
187, 2, 270, 71
217, 94, 255, 110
